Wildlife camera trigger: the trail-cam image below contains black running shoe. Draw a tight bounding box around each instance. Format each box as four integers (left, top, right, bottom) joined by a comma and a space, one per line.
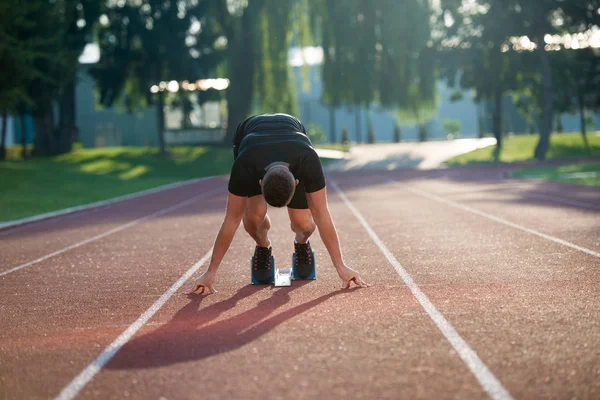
294, 241, 315, 279
252, 245, 272, 284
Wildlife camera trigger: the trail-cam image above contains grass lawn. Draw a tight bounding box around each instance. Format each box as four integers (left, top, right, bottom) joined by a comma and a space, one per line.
511, 162, 600, 187
446, 132, 600, 165
0, 144, 342, 223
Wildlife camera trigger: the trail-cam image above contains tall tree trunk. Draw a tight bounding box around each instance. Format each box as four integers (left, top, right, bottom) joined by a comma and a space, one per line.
328, 105, 336, 143
33, 106, 56, 156
477, 105, 485, 138
0, 109, 7, 160
534, 42, 553, 160
354, 106, 362, 143
492, 89, 503, 160
577, 94, 589, 150
224, 10, 256, 145
157, 89, 166, 155
20, 114, 27, 159
58, 79, 76, 154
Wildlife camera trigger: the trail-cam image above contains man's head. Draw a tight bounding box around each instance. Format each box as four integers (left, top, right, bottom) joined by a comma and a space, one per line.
260, 165, 299, 207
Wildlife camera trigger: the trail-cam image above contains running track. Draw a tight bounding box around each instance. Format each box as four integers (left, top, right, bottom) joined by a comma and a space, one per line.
1, 166, 599, 400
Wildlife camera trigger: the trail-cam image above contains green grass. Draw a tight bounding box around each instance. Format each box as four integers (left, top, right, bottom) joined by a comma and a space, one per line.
312, 143, 351, 152
511, 162, 600, 187
447, 132, 600, 166
0, 144, 343, 223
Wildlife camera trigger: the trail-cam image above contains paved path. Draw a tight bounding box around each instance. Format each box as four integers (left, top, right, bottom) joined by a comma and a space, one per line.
1, 166, 599, 400
326, 138, 497, 171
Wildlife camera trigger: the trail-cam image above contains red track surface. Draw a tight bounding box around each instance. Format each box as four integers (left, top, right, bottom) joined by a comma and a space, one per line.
1, 168, 599, 400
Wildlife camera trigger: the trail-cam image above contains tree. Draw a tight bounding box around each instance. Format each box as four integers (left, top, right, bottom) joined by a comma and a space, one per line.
498, 0, 600, 159
211, 0, 302, 143
340, 127, 349, 145
550, 48, 599, 148
92, 0, 203, 155
312, 0, 436, 142
0, 0, 66, 159
393, 123, 401, 143
438, 0, 533, 154
366, 118, 375, 143
443, 119, 461, 139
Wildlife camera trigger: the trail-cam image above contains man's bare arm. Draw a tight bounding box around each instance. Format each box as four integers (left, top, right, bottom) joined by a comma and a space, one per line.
307, 187, 370, 288
186, 192, 247, 294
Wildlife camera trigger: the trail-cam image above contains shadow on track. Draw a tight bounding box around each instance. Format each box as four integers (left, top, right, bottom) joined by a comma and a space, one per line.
106, 282, 352, 369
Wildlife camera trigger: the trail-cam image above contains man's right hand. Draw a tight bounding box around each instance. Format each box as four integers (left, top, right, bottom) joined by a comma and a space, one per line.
185, 271, 217, 295
337, 264, 371, 289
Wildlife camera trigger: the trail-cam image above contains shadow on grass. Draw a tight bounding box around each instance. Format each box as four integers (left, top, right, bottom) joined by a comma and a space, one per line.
106, 282, 352, 369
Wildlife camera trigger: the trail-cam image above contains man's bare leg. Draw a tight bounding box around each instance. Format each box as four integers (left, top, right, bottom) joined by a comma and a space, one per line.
288, 208, 316, 244
243, 195, 271, 248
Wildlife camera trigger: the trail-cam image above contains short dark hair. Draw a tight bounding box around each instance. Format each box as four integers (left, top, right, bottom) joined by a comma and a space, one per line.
262, 168, 296, 207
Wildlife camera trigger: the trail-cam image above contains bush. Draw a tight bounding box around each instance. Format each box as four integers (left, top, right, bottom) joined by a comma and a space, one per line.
442, 119, 461, 140
307, 123, 326, 143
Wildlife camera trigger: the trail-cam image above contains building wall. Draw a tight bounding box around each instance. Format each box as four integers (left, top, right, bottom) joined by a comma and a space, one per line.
1, 116, 15, 146
76, 66, 159, 148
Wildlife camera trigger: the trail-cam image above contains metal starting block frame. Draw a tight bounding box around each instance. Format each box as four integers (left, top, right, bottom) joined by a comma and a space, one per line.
274, 267, 293, 286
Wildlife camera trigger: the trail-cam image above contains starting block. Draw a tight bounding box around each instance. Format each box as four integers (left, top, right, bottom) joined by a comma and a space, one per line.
291, 251, 317, 281
250, 255, 275, 285
274, 267, 293, 287
250, 252, 317, 286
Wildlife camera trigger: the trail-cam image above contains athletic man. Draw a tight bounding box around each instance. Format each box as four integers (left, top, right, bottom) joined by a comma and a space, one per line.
186, 113, 369, 294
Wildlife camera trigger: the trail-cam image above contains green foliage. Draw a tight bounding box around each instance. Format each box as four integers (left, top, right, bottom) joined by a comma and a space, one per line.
92, 1, 204, 111
0, 0, 101, 157
253, 0, 298, 115
511, 162, 600, 187
307, 123, 326, 143
313, 0, 436, 116
447, 132, 600, 165
393, 124, 401, 143
584, 114, 595, 129
367, 120, 375, 144
442, 119, 461, 138
340, 127, 349, 145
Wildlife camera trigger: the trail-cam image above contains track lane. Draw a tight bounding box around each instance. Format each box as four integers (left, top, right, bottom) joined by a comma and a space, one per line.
0, 177, 226, 275
399, 178, 600, 254
71, 182, 490, 400
331, 173, 600, 399
2, 166, 599, 400
0, 188, 226, 400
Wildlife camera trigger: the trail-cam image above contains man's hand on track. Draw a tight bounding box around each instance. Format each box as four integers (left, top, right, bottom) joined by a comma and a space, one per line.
185, 271, 217, 295
337, 265, 371, 289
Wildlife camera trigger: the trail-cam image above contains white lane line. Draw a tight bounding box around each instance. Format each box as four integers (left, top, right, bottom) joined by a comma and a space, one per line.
330, 180, 514, 400
0, 176, 219, 231
54, 250, 212, 400
400, 183, 600, 259
0, 188, 223, 278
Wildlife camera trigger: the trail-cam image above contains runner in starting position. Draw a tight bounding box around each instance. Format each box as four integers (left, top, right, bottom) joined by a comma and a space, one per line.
187, 113, 369, 294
